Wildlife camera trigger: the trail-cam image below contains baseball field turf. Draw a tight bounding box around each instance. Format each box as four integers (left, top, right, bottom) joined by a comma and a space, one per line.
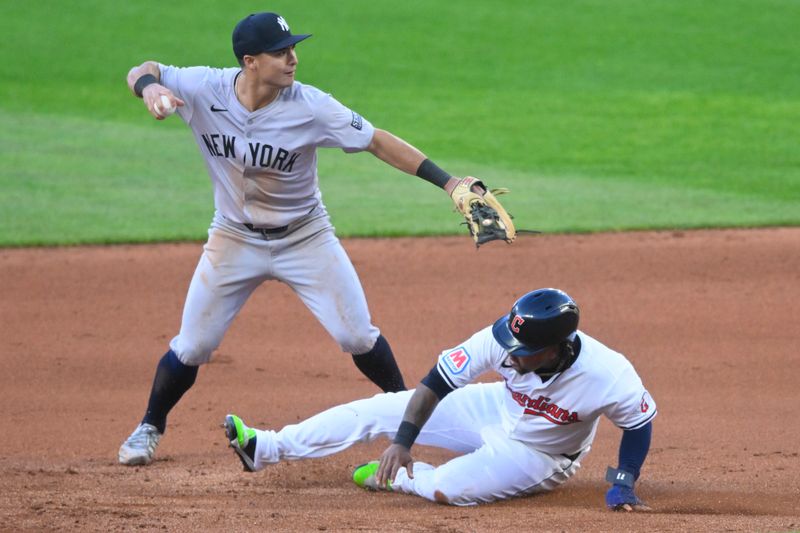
1, 0, 798, 246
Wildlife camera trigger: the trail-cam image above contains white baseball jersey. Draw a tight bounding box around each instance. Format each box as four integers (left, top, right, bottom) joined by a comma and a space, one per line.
246, 328, 656, 504
158, 65, 375, 228
433, 327, 657, 455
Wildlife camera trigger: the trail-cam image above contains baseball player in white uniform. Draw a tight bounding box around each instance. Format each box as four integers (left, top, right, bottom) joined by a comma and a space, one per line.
118, 12, 504, 466
224, 288, 657, 510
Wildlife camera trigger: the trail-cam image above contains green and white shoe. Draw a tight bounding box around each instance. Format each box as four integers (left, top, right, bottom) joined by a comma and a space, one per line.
352, 461, 393, 491
224, 414, 257, 472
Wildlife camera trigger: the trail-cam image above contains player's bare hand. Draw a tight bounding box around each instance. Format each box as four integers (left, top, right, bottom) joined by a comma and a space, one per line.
142, 85, 185, 120
612, 502, 653, 512
376, 443, 413, 487
444, 176, 486, 197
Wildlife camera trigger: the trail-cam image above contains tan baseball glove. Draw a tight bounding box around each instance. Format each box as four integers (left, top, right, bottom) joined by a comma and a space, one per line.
449, 177, 516, 247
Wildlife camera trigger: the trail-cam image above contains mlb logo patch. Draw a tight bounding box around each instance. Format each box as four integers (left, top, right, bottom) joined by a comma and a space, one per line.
350, 111, 363, 130
442, 347, 471, 374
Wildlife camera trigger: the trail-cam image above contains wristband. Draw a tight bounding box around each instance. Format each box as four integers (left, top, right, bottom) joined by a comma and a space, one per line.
134, 74, 158, 98
605, 466, 635, 488
415, 159, 451, 189
393, 421, 421, 449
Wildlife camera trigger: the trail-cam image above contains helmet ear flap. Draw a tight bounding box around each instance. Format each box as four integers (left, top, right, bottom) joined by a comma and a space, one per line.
558, 339, 574, 361
537, 337, 580, 377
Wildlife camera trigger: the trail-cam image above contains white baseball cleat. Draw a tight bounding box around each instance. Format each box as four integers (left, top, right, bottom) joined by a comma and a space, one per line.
118, 423, 162, 466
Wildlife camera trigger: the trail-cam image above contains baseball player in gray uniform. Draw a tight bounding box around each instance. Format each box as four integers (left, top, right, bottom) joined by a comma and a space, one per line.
224, 289, 657, 510
119, 12, 502, 466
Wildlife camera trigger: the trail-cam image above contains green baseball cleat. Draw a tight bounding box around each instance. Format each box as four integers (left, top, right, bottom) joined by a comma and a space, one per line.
224, 414, 257, 472
352, 461, 392, 491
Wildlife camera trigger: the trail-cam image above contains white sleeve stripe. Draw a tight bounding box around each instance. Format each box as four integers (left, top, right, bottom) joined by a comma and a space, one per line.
619, 409, 658, 431
436, 362, 458, 390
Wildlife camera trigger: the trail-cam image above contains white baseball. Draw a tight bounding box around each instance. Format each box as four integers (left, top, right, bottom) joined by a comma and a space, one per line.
154, 94, 176, 117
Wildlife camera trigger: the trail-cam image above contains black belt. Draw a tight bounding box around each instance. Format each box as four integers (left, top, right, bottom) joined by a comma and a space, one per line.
562, 451, 581, 462
243, 222, 289, 235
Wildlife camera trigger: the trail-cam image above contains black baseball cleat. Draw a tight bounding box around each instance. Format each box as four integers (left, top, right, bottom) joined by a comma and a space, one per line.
223, 414, 257, 472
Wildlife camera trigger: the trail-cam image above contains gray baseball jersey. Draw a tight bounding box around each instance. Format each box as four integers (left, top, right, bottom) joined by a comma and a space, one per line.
159, 65, 374, 228
155, 65, 382, 365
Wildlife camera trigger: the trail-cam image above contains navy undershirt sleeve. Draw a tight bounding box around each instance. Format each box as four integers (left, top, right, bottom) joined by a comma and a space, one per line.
618, 421, 652, 480
420, 365, 455, 400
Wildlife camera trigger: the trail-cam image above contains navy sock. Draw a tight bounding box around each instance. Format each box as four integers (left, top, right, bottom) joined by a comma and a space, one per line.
141, 350, 198, 434
351, 335, 407, 393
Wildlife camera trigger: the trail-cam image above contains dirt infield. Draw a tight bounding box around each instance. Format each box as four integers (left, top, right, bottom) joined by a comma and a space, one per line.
1, 228, 798, 532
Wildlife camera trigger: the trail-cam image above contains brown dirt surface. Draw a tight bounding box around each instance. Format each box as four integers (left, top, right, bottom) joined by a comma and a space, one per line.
1, 228, 799, 532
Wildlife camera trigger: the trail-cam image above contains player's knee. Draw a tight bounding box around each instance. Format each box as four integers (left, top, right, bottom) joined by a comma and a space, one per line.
340, 330, 379, 355
172, 341, 216, 365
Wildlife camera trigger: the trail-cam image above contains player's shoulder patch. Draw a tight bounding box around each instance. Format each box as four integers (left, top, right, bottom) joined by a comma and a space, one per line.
441, 346, 471, 374
640, 391, 653, 413
350, 111, 363, 130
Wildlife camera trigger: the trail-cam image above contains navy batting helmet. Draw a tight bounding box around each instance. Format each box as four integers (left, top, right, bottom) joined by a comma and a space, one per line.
492, 288, 579, 356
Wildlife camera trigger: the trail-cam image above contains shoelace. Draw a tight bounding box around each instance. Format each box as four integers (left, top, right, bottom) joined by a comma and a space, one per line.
127, 425, 158, 445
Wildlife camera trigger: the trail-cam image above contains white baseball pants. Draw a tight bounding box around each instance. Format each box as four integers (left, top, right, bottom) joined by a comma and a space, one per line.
170, 207, 380, 365
252, 382, 586, 505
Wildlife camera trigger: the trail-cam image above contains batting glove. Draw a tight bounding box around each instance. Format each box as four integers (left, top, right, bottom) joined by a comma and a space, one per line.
605, 467, 650, 511
606, 484, 645, 509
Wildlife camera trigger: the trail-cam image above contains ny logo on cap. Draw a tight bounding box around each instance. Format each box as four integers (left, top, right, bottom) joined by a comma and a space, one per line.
277, 16, 290, 31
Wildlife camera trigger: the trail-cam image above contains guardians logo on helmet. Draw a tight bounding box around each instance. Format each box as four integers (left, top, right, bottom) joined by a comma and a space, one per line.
492, 288, 579, 357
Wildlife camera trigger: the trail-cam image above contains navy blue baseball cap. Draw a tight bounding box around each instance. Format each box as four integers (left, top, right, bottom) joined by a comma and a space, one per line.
232, 12, 311, 59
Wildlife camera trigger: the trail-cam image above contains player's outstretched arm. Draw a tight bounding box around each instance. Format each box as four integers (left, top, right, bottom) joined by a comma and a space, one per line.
366, 129, 515, 245
126, 61, 185, 120
605, 422, 653, 512
376, 383, 440, 487
366, 129, 426, 175
366, 129, 463, 193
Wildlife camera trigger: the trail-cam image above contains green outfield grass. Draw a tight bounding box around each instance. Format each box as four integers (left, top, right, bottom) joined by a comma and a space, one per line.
1, 0, 798, 245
